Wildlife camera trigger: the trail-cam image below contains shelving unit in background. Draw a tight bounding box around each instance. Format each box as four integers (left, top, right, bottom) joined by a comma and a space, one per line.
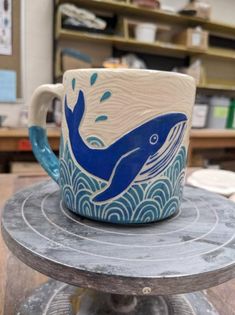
53, 0, 235, 168
55, 0, 235, 36
54, 0, 235, 85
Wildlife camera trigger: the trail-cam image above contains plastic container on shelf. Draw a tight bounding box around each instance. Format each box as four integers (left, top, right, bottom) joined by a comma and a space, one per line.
207, 96, 230, 129
135, 23, 157, 43
192, 94, 209, 128
226, 99, 235, 129
192, 103, 209, 128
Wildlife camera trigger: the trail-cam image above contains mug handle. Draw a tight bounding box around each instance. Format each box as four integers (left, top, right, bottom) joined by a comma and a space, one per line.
28, 84, 64, 183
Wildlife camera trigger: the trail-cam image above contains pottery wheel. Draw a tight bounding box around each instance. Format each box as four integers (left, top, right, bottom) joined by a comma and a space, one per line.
2, 180, 235, 297
3, 180, 234, 314
17, 280, 218, 315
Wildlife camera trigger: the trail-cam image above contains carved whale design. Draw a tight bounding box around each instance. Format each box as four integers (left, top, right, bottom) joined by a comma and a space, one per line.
65, 90, 187, 202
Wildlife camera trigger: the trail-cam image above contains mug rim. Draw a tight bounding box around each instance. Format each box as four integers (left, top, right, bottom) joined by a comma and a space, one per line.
64, 68, 196, 85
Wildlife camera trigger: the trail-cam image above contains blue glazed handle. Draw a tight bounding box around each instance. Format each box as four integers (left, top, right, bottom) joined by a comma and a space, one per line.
28, 84, 64, 183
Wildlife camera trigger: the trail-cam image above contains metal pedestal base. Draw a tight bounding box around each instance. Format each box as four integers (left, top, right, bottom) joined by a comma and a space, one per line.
17, 280, 218, 315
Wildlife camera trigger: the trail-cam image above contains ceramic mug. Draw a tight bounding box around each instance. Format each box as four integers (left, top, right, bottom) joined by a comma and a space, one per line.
29, 69, 196, 224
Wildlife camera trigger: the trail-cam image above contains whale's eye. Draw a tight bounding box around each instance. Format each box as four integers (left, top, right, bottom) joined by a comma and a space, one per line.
150, 134, 159, 145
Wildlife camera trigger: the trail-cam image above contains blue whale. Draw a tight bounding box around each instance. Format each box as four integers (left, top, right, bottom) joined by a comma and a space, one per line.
65, 90, 187, 202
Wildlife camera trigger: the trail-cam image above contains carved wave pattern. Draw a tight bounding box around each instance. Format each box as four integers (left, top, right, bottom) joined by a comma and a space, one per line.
60, 137, 187, 224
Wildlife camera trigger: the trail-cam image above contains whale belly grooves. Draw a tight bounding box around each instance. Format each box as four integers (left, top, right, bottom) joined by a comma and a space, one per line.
136, 120, 187, 183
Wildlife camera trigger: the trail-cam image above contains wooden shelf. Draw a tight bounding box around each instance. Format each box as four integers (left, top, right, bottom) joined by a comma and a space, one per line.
57, 29, 188, 57
0, 128, 60, 152
5, 127, 235, 140
205, 47, 235, 61
1, 127, 235, 142
2, 127, 235, 170
191, 129, 235, 138
0, 127, 60, 138
57, 29, 235, 61
57, 29, 235, 92
56, 0, 235, 37
188, 129, 235, 166
55, 69, 235, 93
189, 129, 235, 163
197, 84, 235, 93
191, 128, 235, 148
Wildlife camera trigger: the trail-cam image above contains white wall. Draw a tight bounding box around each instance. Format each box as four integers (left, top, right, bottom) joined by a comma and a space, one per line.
23, 0, 53, 105
161, 0, 235, 25
206, 0, 235, 25
0, 0, 53, 127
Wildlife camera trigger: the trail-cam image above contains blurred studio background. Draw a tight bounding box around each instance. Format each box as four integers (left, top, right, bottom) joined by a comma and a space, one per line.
0, 0, 235, 176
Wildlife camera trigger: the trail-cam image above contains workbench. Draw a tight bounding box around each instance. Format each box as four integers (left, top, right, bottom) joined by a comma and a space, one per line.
1, 128, 235, 168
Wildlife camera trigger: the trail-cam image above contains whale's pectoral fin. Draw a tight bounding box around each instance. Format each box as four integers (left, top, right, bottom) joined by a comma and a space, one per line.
92, 148, 146, 203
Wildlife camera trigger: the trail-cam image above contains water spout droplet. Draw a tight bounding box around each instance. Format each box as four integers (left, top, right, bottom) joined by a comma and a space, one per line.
90, 73, 98, 86
100, 91, 111, 102
95, 115, 108, 122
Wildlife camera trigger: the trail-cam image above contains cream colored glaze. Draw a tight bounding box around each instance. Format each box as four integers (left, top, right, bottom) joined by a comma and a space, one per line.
62, 69, 196, 148
29, 84, 64, 128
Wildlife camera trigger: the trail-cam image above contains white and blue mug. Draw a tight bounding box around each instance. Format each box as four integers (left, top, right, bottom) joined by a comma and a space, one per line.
29, 69, 196, 224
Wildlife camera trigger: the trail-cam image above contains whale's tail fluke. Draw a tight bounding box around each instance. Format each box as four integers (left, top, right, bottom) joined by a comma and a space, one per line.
65, 90, 85, 135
